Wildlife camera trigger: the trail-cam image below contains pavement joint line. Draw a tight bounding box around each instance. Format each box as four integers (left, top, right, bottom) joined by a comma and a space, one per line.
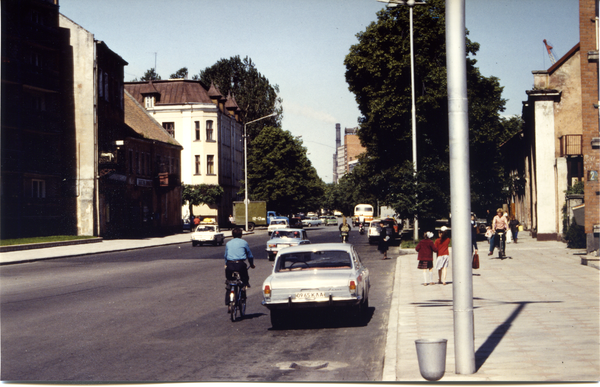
382, 255, 402, 381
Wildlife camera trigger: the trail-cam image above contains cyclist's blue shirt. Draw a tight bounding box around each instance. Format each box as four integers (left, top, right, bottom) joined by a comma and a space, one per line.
224, 238, 254, 265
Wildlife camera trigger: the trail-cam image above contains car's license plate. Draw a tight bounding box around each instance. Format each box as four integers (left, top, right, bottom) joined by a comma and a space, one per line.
295, 291, 326, 299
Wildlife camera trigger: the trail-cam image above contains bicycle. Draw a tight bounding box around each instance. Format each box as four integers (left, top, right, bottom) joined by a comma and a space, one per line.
227, 272, 246, 322
496, 231, 510, 259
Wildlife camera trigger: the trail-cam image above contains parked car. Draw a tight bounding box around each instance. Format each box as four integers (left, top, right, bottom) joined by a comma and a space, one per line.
301, 216, 323, 227
367, 218, 399, 244
266, 228, 310, 261
325, 216, 338, 226
261, 243, 370, 328
268, 218, 289, 235
191, 223, 225, 246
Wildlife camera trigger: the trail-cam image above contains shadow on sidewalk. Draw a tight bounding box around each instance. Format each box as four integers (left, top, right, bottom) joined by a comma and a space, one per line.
475, 300, 562, 371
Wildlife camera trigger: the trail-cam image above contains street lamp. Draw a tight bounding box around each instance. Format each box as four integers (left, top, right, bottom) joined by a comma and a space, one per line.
243, 112, 277, 231
377, 0, 425, 240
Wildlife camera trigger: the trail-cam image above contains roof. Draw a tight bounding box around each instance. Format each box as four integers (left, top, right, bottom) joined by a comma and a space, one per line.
123, 90, 182, 148
548, 43, 580, 75
124, 79, 213, 106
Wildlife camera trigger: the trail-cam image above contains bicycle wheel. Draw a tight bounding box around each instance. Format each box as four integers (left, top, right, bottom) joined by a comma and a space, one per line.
230, 287, 238, 322
239, 290, 246, 318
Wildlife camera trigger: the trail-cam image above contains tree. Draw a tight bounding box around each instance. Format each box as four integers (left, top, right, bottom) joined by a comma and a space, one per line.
197, 56, 283, 141
133, 68, 161, 81
344, 0, 518, 224
247, 126, 324, 216
170, 67, 189, 79
182, 184, 224, 217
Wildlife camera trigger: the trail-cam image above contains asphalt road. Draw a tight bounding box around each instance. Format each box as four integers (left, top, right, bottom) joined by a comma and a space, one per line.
1, 225, 395, 382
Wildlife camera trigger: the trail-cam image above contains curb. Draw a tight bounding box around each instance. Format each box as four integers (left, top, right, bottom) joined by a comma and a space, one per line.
0, 237, 103, 253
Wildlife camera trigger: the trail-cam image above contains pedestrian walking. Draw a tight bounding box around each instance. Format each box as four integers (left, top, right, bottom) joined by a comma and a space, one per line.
378, 221, 390, 260
471, 214, 479, 255
509, 215, 520, 243
434, 226, 451, 285
415, 231, 437, 285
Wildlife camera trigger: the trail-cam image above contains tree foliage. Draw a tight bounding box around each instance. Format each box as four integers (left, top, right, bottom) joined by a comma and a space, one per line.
170, 67, 189, 79
344, 0, 519, 222
182, 184, 224, 216
138, 68, 162, 81
247, 126, 324, 216
196, 56, 283, 141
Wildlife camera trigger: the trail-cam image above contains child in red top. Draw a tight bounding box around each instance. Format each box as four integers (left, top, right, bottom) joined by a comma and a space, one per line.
434, 227, 451, 285
415, 231, 437, 285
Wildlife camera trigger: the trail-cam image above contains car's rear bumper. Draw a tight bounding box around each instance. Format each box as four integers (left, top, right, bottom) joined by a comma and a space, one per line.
262, 295, 362, 310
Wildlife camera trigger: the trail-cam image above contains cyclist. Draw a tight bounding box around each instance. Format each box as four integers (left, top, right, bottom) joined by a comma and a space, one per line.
488, 208, 508, 256
224, 227, 255, 307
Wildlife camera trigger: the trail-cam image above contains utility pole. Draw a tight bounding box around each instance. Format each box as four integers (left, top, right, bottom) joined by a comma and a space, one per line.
445, 0, 476, 375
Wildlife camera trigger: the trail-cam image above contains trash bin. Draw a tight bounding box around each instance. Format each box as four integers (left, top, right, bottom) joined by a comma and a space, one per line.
415, 338, 447, 381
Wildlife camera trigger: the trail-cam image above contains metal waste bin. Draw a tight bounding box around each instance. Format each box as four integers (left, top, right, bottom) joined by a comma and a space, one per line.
415, 338, 447, 381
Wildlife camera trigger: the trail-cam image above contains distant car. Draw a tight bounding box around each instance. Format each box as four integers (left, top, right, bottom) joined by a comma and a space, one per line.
289, 216, 304, 229
367, 218, 399, 244
262, 243, 370, 328
325, 216, 338, 226
191, 224, 225, 246
268, 218, 289, 235
182, 218, 191, 231
301, 216, 322, 227
266, 228, 310, 261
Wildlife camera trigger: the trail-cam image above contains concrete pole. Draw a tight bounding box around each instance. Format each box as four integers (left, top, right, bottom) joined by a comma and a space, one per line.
445, 0, 476, 374
409, 5, 419, 241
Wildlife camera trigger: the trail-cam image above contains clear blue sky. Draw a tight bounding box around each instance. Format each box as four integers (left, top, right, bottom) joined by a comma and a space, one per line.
59, 0, 579, 182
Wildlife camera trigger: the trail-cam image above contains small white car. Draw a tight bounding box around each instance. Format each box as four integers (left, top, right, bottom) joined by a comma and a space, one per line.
191, 224, 225, 246
301, 216, 322, 227
268, 218, 289, 236
266, 228, 310, 261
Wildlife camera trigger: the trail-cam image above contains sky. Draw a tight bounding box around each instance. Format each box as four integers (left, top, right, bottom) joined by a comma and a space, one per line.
59, 0, 580, 182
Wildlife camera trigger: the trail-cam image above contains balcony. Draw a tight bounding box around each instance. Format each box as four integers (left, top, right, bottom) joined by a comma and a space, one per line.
559, 134, 582, 157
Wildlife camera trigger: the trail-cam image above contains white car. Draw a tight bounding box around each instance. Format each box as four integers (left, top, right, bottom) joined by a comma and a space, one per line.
268, 218, 289, 235
191, 224, 225, 246
262, 243, 370, 329
301, 216, 322, 227
266, 228, 310, 261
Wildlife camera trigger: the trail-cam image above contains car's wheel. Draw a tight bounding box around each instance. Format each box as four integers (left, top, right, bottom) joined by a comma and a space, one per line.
270, 310, 286, 329
219, 239, 224, 246
192, 241, 198, 247
268, 253, 276, 261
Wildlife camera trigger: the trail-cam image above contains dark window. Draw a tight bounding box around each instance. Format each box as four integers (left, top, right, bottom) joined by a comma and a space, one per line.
195, 155, 201, 175
206, 120, 214, 141
207, 155, 214, 174
163, 122, 175, 137
195, 121, 200, 141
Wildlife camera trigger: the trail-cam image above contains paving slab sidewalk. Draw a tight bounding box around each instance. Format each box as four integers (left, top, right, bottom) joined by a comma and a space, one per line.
384, 233, 600, 382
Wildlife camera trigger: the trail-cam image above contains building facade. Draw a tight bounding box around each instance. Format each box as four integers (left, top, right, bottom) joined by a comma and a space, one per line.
334, 125, 365, 182
506, 0, 599, 252
1, 0, 77, 239
60, 15, 182, 238
125, 80, 244, 225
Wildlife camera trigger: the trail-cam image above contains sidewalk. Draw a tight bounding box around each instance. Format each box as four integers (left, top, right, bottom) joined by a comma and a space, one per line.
0, 230, 253, 266
384, 233, 600, 382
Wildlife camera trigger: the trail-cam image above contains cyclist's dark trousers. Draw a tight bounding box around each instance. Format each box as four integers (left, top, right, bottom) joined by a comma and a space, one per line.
225, 260, 250, 303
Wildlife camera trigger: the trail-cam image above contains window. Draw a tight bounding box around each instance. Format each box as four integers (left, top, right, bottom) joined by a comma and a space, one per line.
104, 72, 109, 102
145, 96, 154, 108
129, 149, 133, 173
32, 179, 45, 198
135, 151, 140, 174
163, 122, 174, 137
195, 155, 201, 175
206, 120, 214, 141
195, 121, 200, 141
207, 155, 214, 175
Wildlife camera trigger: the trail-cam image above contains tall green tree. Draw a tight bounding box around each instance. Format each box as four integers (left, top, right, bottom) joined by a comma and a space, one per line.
247, 126, 324, 216
344, 0, 517, 222
182, 184, 223, 217
197, 56, 283, 141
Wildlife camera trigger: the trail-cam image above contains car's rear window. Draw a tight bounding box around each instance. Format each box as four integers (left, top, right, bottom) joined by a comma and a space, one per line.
272, 230, 301, 238
276, 250, 352, 272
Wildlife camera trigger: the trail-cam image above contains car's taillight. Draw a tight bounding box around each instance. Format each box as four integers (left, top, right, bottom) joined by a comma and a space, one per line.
349, 280, 357, 295
264, 285, 271, 300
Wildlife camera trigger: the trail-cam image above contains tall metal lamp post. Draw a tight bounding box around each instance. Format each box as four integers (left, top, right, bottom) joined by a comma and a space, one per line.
243, 112, 277, 231
377, 0, 425, 240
